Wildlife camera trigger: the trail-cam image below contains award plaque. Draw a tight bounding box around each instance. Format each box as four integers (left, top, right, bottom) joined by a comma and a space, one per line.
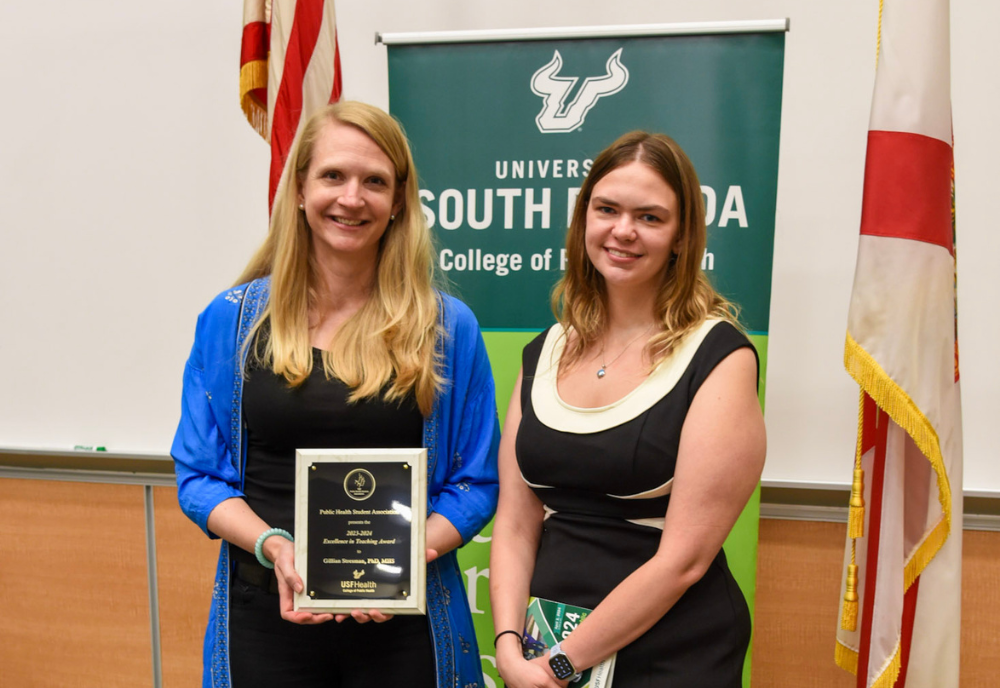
293, 448, 427, 615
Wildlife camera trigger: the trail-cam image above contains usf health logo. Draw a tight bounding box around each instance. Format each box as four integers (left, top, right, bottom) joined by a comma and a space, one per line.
530, 48, 629, 133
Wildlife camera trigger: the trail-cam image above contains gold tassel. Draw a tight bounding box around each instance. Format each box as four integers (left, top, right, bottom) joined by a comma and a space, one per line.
848, 467, 865, 539
843, 392, 864, 632
841, 563, 859, 631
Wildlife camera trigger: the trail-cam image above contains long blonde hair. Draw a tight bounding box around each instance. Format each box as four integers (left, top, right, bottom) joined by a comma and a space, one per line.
552, 131, 738, 371
235, 101, 442, 415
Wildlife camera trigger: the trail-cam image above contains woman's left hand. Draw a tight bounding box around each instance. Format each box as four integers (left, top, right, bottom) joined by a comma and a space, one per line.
499, 655, 569, 688
334, 548, 440, 623
531, 656, 571, 688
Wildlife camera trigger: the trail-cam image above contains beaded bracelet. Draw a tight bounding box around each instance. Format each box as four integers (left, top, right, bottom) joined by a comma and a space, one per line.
494, 629, 523, 647
254, 527, 293, 570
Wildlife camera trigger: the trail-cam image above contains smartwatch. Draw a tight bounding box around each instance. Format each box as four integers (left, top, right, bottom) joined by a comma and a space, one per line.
548, 642, 581, 682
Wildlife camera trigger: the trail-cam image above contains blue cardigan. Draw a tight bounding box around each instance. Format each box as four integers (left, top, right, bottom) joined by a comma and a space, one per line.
171, 278, 500, 688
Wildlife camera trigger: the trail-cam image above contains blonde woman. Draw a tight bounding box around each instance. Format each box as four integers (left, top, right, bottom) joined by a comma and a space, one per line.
172, 102, 499, 688
489, 131, 766, 687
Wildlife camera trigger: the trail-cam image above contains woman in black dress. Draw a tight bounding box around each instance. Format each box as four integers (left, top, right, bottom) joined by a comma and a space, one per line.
489, 131, 766, 688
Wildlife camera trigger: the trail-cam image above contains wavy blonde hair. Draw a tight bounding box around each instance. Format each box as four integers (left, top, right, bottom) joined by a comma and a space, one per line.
552, 131, 739, 372
235, 101, 442, 415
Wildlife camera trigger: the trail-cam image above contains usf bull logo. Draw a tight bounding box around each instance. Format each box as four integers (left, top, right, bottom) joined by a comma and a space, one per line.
530, 48, 629, 133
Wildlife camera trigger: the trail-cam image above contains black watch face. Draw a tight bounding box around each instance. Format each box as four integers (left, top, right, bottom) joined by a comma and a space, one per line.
549, 654, 575, 680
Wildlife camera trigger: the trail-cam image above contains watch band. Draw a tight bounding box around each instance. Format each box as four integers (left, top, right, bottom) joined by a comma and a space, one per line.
548, 641, 580, 681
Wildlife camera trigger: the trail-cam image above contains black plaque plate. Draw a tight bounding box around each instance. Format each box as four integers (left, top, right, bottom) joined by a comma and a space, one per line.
294, 449, 427, 614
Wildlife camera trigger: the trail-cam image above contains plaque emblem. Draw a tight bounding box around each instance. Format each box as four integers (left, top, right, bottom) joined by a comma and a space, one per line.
344, 468, 376, 501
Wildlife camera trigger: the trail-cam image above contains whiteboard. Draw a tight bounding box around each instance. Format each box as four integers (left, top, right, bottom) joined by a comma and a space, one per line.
1, 0, 996, 494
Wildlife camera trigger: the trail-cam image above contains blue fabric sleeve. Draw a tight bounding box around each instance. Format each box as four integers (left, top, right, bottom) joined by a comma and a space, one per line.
170, 308, 244, 538
430, 297, 500, 543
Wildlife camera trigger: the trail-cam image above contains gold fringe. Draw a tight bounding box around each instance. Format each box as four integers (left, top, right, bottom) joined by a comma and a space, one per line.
844, 332, 953, 590
835, 641, 859, 675
841, 563, 859, 631
240, 59, 270, 141
869, 641, 902, 688
835, 641, 905, 688
905, 517, 950, 589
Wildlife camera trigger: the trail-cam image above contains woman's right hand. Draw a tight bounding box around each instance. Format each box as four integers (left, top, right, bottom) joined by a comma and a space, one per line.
205, 500, 334, 624
266, 534, 334, 625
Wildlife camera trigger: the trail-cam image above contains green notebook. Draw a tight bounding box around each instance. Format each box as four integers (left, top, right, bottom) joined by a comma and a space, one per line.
522, 597, 616, 687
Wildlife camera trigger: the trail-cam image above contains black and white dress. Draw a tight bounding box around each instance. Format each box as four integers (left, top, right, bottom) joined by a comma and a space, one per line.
516, 319, 755, 688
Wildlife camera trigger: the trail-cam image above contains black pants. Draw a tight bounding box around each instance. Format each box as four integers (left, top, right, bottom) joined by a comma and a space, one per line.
228, 570, 437, 688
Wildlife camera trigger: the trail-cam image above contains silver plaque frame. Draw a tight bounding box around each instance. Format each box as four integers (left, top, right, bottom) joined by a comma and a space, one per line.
294, 448, 427, 615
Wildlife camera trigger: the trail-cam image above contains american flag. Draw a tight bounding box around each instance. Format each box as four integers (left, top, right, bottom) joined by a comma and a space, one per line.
240, 0, 343, 209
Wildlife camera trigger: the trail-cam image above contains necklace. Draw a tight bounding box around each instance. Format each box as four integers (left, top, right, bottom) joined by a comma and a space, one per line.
597, 324, 654, 379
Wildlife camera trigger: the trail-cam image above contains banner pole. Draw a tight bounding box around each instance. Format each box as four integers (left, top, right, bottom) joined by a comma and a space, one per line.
377, 18, 789, 46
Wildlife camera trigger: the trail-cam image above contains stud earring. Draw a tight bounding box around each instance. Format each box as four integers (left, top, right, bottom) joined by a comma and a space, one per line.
390, 214, 396, 222
298, 204, 304, 210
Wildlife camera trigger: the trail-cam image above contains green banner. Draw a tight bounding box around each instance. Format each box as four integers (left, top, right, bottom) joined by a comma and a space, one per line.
387, 26, 784, 687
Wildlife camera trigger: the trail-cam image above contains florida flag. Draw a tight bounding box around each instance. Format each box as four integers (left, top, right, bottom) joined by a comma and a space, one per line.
240, 0, 343, 208
836, 0, 963, 686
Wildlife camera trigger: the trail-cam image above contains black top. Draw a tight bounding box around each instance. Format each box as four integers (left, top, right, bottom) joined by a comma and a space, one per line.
235, 340, 423, 566
516, 319, 756, 687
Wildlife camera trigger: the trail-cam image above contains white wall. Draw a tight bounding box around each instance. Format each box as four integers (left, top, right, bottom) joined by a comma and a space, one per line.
0, 1, 996, 492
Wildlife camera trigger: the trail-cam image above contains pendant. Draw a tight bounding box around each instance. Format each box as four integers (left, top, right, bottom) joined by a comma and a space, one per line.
596, 367, 606, 379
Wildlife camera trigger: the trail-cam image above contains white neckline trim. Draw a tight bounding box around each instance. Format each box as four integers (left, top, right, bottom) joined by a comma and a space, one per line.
531, 319, 722, 433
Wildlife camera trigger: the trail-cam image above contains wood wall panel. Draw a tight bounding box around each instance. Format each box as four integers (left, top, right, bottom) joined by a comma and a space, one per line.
1, 476, 997, 687
753, 519, 1000, 687
0, 479, 152, 687
153, 486, 223, 688
752, 519, 854, 687
960, 530, 1000, 687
